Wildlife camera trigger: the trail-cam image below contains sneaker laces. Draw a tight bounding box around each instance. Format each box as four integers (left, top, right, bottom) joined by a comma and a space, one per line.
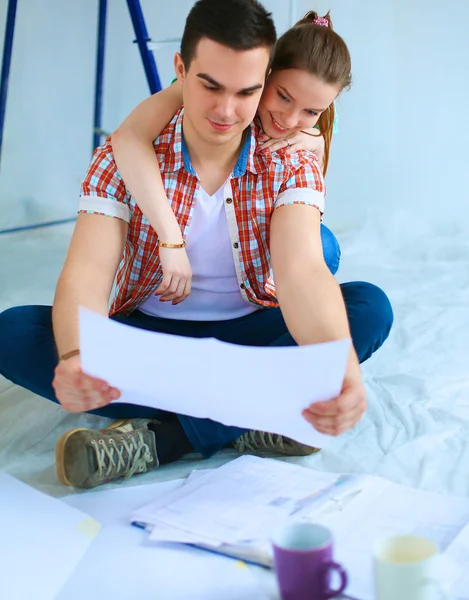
91, 432, 154, 480
236, 430, 287, 453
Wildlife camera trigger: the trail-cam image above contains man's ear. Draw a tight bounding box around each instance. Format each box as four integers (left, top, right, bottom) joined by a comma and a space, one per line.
174, 53, 186, 83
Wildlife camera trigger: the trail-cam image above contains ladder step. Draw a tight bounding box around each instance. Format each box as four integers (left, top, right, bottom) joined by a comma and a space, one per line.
94, 127, 111, 138
147, 38, 181, 50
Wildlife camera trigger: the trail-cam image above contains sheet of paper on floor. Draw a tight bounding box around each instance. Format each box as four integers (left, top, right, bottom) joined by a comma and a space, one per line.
320, 476, 469, 600
79, 307, 351, 448
63, 480, 275, 600
132, 456, 469, 599
132, 456, 362, 548
0, 472, 101, 600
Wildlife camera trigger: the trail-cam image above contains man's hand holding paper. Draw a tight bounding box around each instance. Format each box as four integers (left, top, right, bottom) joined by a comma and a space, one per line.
53, 354, 121, 413
303, 355, 366, 436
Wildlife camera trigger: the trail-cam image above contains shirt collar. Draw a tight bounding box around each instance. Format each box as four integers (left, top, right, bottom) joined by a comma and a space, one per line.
230, 117, 270, 176
167, 110, 268, 176
167, 109, 186, 173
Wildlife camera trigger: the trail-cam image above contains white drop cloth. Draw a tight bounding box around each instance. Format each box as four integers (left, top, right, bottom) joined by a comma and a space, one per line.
1, 218, 468, 501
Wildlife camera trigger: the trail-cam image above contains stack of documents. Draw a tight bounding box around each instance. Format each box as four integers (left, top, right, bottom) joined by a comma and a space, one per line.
130, 455, 364, 566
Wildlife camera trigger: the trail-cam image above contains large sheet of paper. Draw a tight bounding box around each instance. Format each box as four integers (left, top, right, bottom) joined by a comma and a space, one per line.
320, 477, 469, 600
0, 472, 101, 600
62, 480, 275, 600
79, 308, 351, 448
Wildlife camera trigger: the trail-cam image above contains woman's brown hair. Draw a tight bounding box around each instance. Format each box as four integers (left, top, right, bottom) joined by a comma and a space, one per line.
271, 11, 352, 174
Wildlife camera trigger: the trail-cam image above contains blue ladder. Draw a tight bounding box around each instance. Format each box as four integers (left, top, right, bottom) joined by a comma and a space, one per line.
0, 0, 163, 235
93, 0, 163, 151
0, 0, 18, 170
0, 0, 163, 169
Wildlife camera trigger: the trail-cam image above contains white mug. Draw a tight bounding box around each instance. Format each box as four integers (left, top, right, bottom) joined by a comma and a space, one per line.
373, 535, 451, 600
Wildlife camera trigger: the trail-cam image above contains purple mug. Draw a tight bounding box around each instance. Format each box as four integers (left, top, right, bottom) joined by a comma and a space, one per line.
272, 522, 348, 600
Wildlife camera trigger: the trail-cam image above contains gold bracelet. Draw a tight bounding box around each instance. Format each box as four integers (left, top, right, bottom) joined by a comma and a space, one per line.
60, 348, 80, 362
159, 240, 187, 249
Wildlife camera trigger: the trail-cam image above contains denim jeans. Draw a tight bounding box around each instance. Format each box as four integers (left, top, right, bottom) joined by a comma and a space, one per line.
0, 226, 393, 456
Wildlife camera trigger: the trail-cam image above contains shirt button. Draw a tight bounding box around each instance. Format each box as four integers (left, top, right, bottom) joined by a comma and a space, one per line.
240, 283, 245, 290
226, 197, 233, 204
233, 242, 239, 249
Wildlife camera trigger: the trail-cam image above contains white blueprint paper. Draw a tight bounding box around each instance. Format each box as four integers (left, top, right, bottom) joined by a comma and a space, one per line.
79, 308, 351, 448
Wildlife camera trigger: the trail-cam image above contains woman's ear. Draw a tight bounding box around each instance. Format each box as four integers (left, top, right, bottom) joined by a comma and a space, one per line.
173, 53, 186, 83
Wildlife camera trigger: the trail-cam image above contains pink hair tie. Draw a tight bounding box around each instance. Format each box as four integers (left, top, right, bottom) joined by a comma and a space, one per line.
313, 17, 329, 27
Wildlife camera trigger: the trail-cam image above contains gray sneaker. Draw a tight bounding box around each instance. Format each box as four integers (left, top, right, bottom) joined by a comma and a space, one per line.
234, 430, 320, 457
55, 419, 159, 489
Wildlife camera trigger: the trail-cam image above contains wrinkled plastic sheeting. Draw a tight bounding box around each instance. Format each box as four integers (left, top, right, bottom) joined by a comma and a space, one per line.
0, 218, 468, 499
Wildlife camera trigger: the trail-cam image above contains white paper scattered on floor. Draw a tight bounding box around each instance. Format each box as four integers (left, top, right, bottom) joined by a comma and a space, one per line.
79, 307, 352, 448
63, 479, 274, 600
133, 456, 362, 548
0, 472, 101, 600
133, 456, 469, 598
321, 477, 469, 600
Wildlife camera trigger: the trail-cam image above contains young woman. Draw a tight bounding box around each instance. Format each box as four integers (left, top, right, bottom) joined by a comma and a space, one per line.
111, 11, 351, 305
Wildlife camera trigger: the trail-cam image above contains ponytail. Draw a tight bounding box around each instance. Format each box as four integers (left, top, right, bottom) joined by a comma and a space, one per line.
316, 103, 334, 175
295, 10, 333, 30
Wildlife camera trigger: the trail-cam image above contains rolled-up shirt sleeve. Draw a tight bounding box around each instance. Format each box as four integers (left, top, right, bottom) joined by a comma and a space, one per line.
79, 139, 131, 223
274, 156, 325, 215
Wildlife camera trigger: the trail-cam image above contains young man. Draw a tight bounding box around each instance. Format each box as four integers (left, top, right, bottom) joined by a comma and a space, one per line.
0, 0, 392, 489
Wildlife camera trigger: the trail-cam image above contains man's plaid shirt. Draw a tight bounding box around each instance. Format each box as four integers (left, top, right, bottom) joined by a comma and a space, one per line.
79, 109, 325, 316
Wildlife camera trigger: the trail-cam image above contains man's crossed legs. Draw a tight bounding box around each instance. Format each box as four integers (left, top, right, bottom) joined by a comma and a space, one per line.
0, 280, 392, 487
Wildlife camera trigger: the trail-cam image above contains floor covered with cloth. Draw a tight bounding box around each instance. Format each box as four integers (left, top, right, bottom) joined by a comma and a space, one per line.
1, 217, 468, 501
1, 218, 468, 599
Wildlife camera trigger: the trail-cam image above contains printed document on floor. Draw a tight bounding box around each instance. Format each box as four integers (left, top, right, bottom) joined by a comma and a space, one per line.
79, 307, 352, 448
131, 455, 365, 565
130, 455, 469, 597
0, 472, 101, 600
317, 475, 469, 600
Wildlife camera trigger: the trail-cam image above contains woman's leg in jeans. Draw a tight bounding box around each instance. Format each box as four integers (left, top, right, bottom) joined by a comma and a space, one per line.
320, 224, 341, 276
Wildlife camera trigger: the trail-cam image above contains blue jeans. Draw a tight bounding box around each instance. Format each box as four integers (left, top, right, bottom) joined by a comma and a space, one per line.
320, 223, 341, 276
0, 227, 393, 456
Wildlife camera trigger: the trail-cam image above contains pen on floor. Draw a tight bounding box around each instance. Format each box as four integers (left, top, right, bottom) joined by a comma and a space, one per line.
132, 521, 150, 531
291, 475, 362, 515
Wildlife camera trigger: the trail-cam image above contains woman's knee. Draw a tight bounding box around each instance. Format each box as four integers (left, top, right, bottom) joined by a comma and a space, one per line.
320, 224, 341, 275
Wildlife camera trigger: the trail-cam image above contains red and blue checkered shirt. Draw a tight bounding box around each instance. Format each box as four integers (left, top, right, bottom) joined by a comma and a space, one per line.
79, 109, 325, 316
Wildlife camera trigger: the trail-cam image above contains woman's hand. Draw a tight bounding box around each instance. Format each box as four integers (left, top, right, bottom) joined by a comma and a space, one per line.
257, 130, 325, 163
155, 246, 192, 305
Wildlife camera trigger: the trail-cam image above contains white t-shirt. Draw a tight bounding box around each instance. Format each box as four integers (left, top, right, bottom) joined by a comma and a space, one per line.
139, 180, 259, 321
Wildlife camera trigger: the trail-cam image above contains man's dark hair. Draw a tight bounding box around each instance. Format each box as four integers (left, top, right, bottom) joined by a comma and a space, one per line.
181, 0, 277, 70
